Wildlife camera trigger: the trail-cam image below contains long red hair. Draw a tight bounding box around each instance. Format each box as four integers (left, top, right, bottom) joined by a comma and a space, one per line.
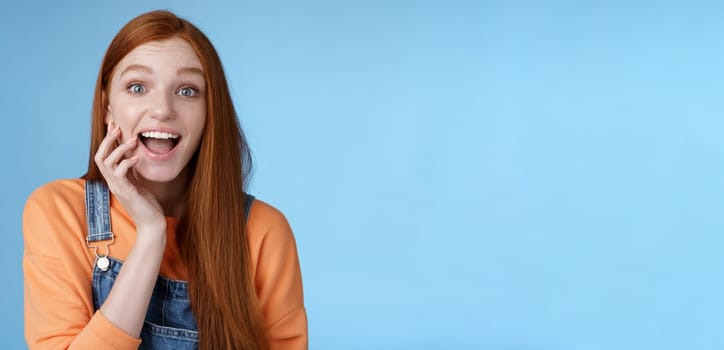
83, 10, 269, 350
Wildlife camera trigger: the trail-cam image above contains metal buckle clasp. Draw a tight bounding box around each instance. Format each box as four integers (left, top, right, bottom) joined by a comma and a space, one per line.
86, 232, 115, 271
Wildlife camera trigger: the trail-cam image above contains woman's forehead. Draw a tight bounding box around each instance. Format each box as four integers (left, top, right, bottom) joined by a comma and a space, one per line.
115, 37, 203, 75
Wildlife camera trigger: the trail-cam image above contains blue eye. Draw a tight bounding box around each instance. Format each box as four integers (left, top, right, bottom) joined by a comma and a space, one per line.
128, 84, 145, 94
178, 87, 198, 97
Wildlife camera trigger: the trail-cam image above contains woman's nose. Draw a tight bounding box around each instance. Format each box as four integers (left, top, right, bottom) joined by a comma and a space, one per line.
149, 91, 176, 120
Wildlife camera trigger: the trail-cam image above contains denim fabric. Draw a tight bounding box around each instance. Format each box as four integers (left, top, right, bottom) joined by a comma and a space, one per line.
85, 180, 113, 242
91, 257, 199, 349
85, 180, 255, 349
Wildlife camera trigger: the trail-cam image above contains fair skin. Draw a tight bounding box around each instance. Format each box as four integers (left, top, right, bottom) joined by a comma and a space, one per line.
92, 37, 206, 337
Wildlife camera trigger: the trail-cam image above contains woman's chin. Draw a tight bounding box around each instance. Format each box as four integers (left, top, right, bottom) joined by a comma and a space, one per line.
133, 165, 182, 184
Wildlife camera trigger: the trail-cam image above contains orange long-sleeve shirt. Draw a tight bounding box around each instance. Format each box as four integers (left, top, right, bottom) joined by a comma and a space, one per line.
23, 179, 307, 349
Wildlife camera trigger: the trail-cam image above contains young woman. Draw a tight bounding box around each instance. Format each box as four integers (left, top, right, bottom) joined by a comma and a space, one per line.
23, 10, 307, 350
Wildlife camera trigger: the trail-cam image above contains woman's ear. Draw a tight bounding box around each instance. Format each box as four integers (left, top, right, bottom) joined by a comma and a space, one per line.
105, 105, 113, 125
102, 91, 113, 125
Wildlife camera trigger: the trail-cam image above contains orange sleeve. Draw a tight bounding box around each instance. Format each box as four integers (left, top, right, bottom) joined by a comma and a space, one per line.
23, 182, 142, 349
249, 201, 308, 350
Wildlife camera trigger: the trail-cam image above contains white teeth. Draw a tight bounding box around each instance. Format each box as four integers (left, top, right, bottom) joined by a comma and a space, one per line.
140, 131, 179, 139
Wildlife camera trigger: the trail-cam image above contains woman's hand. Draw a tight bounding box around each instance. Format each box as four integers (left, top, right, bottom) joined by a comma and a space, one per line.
94, 121, 165, 232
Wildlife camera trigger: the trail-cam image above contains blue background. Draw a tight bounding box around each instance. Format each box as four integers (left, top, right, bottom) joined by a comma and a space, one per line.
1, 1, 722, 349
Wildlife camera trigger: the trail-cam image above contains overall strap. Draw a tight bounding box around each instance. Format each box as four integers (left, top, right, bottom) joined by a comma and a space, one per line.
85, 180, 114, 271
85, 180, 114, 242
244, 193, 255, 222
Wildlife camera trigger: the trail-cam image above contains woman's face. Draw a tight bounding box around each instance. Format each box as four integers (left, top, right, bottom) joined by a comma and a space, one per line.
106, 37, 206, 183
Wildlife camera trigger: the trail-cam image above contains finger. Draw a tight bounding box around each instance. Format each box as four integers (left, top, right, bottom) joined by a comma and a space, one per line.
104, 138, 138, 169
97, 122, 120, 158
94, 123, 121, 166
113, 156, 140, 178
105, 157, 140, 199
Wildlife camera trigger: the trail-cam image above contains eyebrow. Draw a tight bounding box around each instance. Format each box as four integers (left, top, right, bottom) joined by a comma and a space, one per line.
177, 67, 204, 77
120, 64, 153, 77
119, 64, 204, 78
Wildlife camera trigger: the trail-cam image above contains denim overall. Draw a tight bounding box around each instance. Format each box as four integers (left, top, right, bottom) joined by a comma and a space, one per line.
85, 180, 254, 349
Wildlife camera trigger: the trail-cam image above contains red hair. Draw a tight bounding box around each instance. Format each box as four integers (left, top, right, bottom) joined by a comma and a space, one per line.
83, 10, 269, 350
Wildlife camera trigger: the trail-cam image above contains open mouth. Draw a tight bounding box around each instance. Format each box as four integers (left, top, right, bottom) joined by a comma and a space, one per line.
138, 131, 181, 155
